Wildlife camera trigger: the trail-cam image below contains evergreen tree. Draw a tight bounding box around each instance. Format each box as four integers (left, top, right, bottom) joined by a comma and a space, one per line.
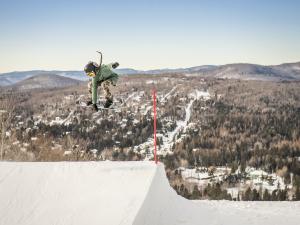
225, 191, 232, 200
180, 184, 185, 193
277, 189, 288, 201
251, 189, 260, 201
271, 190, 277, 201
263, 189, 271, 201
295, 185, 300, 201
244, 187, 251, 201
183, 187, 190, 199
191, 185, 201, 199
214, 183, 222, 199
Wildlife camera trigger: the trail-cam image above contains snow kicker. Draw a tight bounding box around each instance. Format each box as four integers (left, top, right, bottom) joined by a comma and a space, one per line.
0, 162, 207, 225
0, 162, 299, 225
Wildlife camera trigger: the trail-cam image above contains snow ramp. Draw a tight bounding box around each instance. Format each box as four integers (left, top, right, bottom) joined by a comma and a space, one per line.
1, 161, 300, 225
0, 161, 211, 225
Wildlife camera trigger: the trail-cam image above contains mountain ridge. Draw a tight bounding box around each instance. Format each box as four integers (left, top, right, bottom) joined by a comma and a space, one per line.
1, 61, 299, 86
9, 73, 83, 90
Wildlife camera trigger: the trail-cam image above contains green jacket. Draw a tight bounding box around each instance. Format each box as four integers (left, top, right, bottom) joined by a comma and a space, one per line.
92, 63, 119, 104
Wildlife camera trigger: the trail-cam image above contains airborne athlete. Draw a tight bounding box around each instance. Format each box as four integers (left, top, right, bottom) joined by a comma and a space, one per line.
84, 53, 119, 111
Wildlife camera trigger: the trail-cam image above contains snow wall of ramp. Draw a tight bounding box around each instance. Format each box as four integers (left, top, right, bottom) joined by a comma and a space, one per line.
0, 161, 209, 225
133, 162, 214, 225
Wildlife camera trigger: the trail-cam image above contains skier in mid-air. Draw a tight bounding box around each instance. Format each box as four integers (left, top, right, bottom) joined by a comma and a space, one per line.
84, 54, 119, 111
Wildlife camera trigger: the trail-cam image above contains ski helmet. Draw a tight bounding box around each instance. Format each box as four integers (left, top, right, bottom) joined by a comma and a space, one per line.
84, 61, 99, 73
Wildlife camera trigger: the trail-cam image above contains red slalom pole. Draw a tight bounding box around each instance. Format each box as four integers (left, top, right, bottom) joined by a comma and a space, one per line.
153, 89, 157, 164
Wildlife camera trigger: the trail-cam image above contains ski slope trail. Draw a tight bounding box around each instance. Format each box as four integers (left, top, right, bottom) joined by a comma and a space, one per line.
0, 161, 299, 225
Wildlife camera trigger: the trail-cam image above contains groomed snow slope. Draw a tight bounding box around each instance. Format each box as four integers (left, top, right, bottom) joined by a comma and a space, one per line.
0, 162, 299, 225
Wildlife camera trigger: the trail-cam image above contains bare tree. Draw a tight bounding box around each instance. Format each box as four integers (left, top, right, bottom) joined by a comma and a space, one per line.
0, 94, 16, 160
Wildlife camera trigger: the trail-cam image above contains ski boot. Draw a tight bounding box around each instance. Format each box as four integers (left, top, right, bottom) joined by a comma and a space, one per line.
104, 99, 113, 108
92, 104, 98, 112
86, 100, 93, 106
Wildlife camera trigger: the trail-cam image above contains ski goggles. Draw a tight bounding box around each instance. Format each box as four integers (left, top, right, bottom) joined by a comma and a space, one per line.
86, 71, 95, 77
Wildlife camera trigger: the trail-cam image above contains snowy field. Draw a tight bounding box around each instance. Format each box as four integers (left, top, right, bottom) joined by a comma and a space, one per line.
0, 161, 300, 225
180, 166, 290, 198
198, 200, 300, 225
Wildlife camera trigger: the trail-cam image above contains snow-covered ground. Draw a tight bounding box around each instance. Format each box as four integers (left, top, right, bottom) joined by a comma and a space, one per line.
158, 90, 211, 154
178, 167, 292, 198
181, 166, 230, 184
133, 90, 211, 158
196, 200, 300, 225
161, 85, 178, 102
1, 161, 299, 225
180, 166, 292, 199
244, 167, 291, 192
158, 97, 195, 153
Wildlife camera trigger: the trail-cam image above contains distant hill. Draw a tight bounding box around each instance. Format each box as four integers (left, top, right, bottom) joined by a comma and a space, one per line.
115, 63, 300, 81
0, 77, 12, 86
0, 70, 46, 85
141, 65, 217, 74
10, 73, 83, 90
116, 65, 217, 75
115, 68, 141, 75
0, 62, 300, 86
273, 62, 300, 80
0, 70, 87, 87
205, 63, 297, 81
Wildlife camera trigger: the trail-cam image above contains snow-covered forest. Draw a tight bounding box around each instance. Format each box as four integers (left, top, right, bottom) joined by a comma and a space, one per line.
1, 74, 300, 201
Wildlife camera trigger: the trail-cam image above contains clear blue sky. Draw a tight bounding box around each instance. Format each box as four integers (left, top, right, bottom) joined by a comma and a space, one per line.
0, 0, 300, 73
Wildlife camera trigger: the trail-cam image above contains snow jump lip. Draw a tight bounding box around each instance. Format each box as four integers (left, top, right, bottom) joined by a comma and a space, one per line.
1, 161, 300, 225
0, 161, 207, 225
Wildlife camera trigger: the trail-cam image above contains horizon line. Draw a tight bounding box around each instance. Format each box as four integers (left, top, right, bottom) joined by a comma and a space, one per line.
1, 60, 299, 75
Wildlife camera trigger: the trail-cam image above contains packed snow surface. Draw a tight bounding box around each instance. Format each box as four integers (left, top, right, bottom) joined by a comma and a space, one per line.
0, 161, 300, 225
